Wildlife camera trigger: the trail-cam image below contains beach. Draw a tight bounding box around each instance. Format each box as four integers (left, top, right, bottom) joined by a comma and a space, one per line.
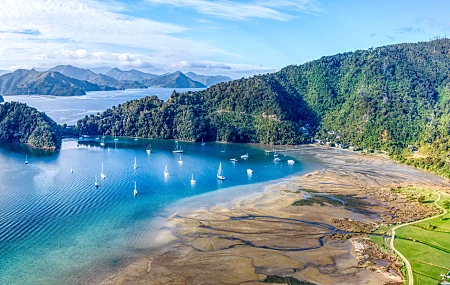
98, 145, 449, 285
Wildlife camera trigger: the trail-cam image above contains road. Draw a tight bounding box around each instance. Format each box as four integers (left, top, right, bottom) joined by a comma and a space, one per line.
389, 192, 447, 285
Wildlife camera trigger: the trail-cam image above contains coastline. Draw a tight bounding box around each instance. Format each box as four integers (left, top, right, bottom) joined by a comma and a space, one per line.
98, 145, 449, 285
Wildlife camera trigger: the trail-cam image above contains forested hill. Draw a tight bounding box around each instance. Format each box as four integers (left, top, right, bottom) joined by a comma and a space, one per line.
75, 39, 450, 175
0, 102, 62, 150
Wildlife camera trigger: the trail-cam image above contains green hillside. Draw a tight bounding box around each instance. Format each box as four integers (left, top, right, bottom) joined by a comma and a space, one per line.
75, 39, 450, 176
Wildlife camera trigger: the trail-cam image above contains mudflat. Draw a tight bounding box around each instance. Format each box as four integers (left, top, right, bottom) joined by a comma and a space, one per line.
99, 146, 448, 285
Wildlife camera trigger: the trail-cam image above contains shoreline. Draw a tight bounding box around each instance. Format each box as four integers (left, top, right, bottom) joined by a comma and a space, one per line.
98, 145, 449, 285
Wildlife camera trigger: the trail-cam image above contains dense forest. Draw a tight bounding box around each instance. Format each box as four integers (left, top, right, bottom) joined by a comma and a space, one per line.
0, 102, 62, 150
74, 39, 450, 176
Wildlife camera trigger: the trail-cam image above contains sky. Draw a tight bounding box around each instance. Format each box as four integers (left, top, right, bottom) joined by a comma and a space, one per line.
0, 0, 449, 78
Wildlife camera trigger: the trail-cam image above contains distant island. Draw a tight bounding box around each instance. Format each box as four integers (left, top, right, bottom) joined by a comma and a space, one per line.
0, 102, 61, 150
0, 66, 231, 96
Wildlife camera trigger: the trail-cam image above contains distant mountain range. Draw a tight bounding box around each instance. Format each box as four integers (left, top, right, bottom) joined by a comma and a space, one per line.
0, 65, 231, 96
185, 72, 231, 86
0, 69, 101, 96
141, 71, 206, 88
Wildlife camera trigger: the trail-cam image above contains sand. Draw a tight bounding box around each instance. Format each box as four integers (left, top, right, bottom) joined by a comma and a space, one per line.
98, 145, 449, 285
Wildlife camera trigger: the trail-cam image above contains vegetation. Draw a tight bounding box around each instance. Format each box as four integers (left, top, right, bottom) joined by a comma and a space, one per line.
141, 71, 206, 88
0, 102, 62, 150
0, 69, 102, 95
395, 192, 450, 284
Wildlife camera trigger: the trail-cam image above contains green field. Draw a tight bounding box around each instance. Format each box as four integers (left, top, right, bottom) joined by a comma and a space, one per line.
394, 192, 450, 285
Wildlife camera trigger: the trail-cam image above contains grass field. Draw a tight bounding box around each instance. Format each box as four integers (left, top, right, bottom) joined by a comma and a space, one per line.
394, 191, 450, 285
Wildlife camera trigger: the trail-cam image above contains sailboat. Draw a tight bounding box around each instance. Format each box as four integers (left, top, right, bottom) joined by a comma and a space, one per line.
190, 174, 196, 184
178, 154, 183, 164
133, 181, 137, 196
164, 165, 169, 177
94, 176, 99, 187
114, 132, 118, 141
134, 157, 137, 169
274, 150, 278, 157
100, 162, 106, 179
241, 153, 249, 159
25, 155, 28, 165
217, 162, 225, 180
100, 135, 105, 147
172, 141, 183, 153
201, 138, 205, 146
146, 144, 152, 154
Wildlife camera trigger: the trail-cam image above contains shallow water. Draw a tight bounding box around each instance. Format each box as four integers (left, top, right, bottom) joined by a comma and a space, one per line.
0, 138, 321, 285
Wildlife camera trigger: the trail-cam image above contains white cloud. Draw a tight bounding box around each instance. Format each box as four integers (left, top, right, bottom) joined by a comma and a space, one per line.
147, 0, 322, 21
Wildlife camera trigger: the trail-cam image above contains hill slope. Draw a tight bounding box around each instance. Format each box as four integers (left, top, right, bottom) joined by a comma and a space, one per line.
49, 65, 145, 90
0, 102, 62, 150
75, 39, 450, 176
185, 72, 231, 86
141, 71, 206, 88
0, 69, 102, 95
106, 68, 157, 82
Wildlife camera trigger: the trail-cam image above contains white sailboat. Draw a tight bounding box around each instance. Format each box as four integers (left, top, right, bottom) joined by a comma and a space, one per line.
178, 154, 183, 164
146, 144, 152, 154
230, 158, 238, 163
273, 157, 281, 162
114, 132, 118, 141
164, 165, 169, 177
247, 169, 253, 175
190, 174, 196, 184
25, 155, 28, 165
217, 162, 225, 180
100, 136, 105, 147
71, 168, 74, 173
172, 141, 183, 153
134, 157, 137, 169
241, 153, 249, 159
100, 162, 106, 179
133, 181, 137, 196
288, 160, 295, 165
94, 176, 99, 187
201, 138, 205, 146
274, 150, 278, 158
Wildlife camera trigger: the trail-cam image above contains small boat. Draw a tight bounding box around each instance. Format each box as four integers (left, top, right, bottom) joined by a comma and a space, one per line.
94, 176, 99, 188
95, 137, 100, 140
288, 160, 295, 165
273, 157, 281, 163
172, 141, 183, 153
114, 132, 118, 141
101, 162, 106, 179
146, 144, 152, 154
221, 150, 225, 153
134, 157, 137, 169
78, 131, 82, 140
230, 158, 238, 163
274, 150, 278, 158
217, 162, 225, 180
201, 138, 205, 146
164, 165, 169, 177
133, 181, 137, 196
178, 154, 183, 164
247, 169, 253, 174
100, 136, 105, 147
25, 155, 28, 165
264, 149, 273, 154
71, 168, 74, 173
190, 174, 196, 184
134, 138, 138, 141
241, 153, 249, 159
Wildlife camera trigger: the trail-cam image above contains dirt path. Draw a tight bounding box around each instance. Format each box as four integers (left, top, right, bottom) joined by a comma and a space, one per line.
389, 192, 447, 285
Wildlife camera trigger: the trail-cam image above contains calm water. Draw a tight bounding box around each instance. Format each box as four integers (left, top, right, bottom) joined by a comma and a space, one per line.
3, 88, 205, 125
0, 137, 321, 285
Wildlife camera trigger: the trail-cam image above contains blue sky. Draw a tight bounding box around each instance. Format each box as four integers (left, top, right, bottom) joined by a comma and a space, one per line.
0, 0, 449, 78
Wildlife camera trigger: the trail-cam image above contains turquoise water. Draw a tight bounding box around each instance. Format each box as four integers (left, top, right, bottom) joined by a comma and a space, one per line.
0, 138, 321, 285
